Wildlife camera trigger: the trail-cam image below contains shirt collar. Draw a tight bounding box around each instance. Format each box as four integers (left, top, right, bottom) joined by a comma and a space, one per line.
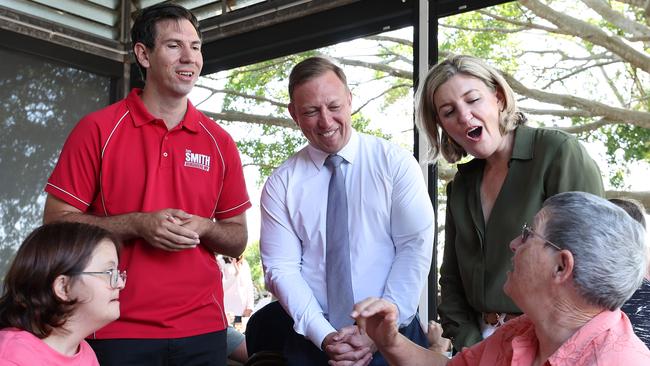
306, 129, 358, 170
457, 124, 535, 175
548, 309, 622, 363
125, 88, 200, 133
510, 124, 535, 161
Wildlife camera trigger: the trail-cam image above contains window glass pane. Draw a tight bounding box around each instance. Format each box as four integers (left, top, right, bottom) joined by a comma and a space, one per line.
0, 47, 110, 276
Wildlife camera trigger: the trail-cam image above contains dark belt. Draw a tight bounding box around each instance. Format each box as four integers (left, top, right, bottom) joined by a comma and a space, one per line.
482, 312, 520, 326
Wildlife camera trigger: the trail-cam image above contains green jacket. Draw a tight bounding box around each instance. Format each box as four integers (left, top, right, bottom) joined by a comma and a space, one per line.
438, 125, 604, 351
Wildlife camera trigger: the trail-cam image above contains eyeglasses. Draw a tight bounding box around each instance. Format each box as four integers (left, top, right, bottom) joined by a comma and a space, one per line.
521, 224, 562, 251
75, 269, 127, 289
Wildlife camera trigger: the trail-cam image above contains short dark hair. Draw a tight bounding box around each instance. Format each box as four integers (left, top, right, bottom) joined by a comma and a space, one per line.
288, 56, 348, 101
609, 198, 646, 229
0, 222, 120, 338
131, 3, 201, 79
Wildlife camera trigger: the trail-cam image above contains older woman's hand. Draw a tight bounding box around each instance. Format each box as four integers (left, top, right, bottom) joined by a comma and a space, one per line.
351, 297, 400, 350
427, 320, 452, 354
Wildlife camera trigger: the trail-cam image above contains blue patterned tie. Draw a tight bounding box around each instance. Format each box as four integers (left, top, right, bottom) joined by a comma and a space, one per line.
324, 154, 354, 329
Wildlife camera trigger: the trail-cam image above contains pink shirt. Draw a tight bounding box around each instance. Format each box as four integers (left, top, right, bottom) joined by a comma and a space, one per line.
0, 328, 99, 365
449, 310, 650, 366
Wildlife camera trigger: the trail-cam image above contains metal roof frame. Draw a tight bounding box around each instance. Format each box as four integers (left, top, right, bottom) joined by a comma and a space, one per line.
0, 1, 506, 83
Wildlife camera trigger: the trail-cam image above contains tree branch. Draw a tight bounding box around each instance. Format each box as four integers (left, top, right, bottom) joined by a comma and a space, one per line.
553, 118, 614, 134
237, 58, 295, 74
377, 45, 413, 65
503, 72, 650, 128
351, 83, 411, 115
195, 85, 287, 108
330, 57, 412, 80
598, 65, 626, 107
541, 59, 620, 89
613, 0, 645, 7
581, 0, 650, 40
476, 9, 569, 35
520, 107, 595, 117
630, 67, 650, 107
439, 22, 528, 34
519, 0, 650, 74
366, 35, 413, 47
201, 110, 297, 130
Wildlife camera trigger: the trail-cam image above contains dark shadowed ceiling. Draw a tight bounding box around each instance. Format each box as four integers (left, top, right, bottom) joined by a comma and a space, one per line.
0, 0, 505, 77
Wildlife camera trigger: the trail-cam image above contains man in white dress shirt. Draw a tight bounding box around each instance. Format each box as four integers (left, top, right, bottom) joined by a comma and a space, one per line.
258, 56, 434, 365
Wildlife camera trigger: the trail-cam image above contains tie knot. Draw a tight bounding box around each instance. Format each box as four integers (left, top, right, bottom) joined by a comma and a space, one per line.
325, 154, 344, 169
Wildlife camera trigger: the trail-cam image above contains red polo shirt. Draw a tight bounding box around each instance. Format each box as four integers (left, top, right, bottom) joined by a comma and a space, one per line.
46, 89, 251, 339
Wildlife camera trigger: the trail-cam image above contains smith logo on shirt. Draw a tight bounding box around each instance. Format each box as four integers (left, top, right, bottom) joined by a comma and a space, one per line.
184, 150, 211, 172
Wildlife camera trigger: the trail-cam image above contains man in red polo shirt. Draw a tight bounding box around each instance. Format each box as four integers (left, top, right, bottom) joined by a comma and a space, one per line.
43, 3, 250, 365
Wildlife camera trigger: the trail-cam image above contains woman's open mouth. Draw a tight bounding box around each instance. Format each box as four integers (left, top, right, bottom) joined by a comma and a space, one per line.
466, 126, 483, 141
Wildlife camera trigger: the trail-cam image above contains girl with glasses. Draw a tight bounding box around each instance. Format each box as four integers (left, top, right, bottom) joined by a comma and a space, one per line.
0, 222, 124, 365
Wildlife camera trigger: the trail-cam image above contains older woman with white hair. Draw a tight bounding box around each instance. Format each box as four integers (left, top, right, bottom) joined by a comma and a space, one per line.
352, 192, 650, 365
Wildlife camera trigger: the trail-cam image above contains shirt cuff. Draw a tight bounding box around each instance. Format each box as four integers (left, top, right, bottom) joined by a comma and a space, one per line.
305, 316, 337, 350
382, 296, 414, 328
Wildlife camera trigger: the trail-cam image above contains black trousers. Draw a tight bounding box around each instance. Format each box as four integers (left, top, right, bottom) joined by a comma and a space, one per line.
246, 301, 427, 366
87, 329, 227, 366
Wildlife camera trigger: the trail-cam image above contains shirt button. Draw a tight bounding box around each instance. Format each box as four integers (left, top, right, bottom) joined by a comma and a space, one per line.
163, 152, 168, 157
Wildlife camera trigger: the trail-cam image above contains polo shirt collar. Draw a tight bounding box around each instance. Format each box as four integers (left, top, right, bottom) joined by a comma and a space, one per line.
125, 88, 200, 133
307, 129, 358, 170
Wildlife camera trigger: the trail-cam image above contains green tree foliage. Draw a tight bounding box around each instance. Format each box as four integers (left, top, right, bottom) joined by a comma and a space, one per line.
195, 45, 406, 178
195, 0, 649, 201
437, 0, 650, 189
243, 240, 264, 292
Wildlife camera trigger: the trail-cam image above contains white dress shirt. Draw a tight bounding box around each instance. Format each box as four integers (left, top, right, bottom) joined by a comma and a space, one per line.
260, 130, 434, 348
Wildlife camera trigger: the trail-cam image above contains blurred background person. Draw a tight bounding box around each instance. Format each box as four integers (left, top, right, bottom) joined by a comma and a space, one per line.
218, 255, 256, 331
0, 222, 125, 365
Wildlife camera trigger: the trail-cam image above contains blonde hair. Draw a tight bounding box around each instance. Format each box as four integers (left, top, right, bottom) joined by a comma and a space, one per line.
415, 54, 526, 163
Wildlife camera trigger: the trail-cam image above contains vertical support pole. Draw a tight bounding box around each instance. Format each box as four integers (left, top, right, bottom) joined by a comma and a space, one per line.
114, 0, 132, 102
426, 0, 441, 326
415, 0, 435, 329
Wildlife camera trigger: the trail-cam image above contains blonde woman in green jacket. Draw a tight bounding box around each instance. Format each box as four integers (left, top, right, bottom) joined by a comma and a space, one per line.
416, 54, 604, 351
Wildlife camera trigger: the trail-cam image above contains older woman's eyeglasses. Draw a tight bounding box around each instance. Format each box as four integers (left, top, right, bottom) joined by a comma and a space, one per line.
76, 269, 127, 289
521, 224, 562, 251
